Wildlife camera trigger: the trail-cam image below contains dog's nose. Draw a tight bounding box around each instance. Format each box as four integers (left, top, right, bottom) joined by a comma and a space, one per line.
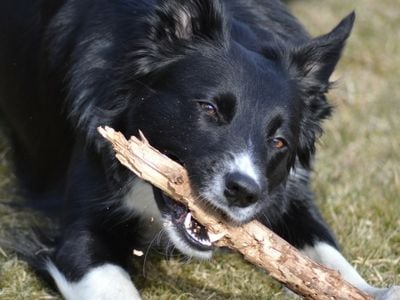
224, 172, 261, 208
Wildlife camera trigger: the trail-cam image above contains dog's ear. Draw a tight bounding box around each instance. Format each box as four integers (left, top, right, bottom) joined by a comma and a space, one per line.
289, 12, 355, 92
132, 0, 226, 76
287, 12, 355, 166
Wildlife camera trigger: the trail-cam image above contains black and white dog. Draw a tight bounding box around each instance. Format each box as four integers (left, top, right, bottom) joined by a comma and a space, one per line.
0, 0, 398, 299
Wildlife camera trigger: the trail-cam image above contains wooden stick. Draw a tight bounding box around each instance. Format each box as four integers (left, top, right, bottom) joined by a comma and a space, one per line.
98, 126, 371, 300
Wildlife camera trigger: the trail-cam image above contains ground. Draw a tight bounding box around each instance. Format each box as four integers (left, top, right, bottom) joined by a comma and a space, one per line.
0, 0, 399, 299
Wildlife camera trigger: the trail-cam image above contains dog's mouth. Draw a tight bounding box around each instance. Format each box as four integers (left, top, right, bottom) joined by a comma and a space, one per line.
155, 190, 213, 253
154, 151, 255, 259
151, 152, 214, 256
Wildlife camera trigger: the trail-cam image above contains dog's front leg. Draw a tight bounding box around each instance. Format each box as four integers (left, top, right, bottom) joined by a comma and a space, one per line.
44, 217, 142, 300
258, 184, 399, 299
47, 259, 141, 300
301, 242, 400, 300
43, 152, 143, 300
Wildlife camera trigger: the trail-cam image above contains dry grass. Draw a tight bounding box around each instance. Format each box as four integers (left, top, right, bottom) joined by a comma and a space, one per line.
1, 0, 399, 299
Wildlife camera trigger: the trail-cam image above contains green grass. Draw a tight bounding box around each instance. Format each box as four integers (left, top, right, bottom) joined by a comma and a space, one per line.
1, 0, 399, 299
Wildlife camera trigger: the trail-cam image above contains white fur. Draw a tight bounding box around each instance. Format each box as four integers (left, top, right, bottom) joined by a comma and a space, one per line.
228, 152, 260, 222
46, 262, 141, 300
230, 152, 260, 184
123, 180, 212, 259
227, 204, 258, 223
122, 179, 162, 224
200, 171, 224, 206
164, 224, 213, 260
175, 8, 192, 39
301, 242, 398, 298
199, 151, 261, 223
289, 166, 310, 182
200, 177, 258, 223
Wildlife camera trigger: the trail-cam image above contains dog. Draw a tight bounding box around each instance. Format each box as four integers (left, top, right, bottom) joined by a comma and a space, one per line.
0, 0, 399, 299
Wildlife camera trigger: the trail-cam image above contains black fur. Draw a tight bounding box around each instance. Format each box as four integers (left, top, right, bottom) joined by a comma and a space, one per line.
0, 0, 355, 295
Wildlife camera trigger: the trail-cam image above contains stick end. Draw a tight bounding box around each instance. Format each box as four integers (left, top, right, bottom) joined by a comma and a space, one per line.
97, 126, 115, 139
138, 130, 150, 145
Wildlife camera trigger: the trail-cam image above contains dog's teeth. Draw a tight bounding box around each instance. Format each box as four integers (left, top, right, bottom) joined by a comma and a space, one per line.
199, 239, 211, 246
189, 231, 197, 240
208, 232, 226, 243
183, 213, 213, 247
184, 213, 192, 229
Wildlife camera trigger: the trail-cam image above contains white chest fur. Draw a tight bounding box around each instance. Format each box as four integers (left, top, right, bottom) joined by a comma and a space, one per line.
122, 179, 163, 224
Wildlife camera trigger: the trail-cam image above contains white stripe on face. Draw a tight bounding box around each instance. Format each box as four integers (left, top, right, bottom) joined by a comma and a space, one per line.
229, 152, 260, 185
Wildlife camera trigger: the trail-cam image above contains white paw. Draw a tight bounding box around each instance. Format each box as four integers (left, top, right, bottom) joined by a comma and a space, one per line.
47, 261, 142, 300
374, 286, 400, 300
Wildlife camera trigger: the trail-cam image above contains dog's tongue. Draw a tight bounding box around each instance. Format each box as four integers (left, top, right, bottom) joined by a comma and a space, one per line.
172, 202, 188, 223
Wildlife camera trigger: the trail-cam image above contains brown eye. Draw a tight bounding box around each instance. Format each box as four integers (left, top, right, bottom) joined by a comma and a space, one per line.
272, 138, 286, 149
198, 102, 217, 117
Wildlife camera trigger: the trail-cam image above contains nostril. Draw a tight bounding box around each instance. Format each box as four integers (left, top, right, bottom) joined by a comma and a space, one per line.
226, 181, 240, 193
224, 172, 261, 208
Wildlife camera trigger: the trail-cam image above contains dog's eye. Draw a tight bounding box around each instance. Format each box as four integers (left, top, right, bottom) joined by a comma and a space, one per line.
198, 102, 217, 117
271, 137, 287, 150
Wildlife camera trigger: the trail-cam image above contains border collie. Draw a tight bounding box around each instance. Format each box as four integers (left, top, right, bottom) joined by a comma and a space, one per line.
0, 0, 398, 299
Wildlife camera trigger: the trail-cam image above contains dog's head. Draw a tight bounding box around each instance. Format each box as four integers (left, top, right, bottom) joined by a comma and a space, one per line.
120, 0, 354, 258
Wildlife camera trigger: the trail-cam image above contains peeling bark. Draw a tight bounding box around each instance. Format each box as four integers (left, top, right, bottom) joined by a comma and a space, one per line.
98, 126, 371, 300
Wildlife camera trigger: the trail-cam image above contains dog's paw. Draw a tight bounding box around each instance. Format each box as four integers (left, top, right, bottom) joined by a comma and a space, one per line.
373, 286, 400, 300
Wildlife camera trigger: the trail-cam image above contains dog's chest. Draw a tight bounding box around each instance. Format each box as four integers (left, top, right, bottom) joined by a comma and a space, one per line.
122, 179, 163, 234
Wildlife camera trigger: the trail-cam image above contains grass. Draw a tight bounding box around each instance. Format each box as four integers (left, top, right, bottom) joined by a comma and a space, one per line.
1, 0, 399, 299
